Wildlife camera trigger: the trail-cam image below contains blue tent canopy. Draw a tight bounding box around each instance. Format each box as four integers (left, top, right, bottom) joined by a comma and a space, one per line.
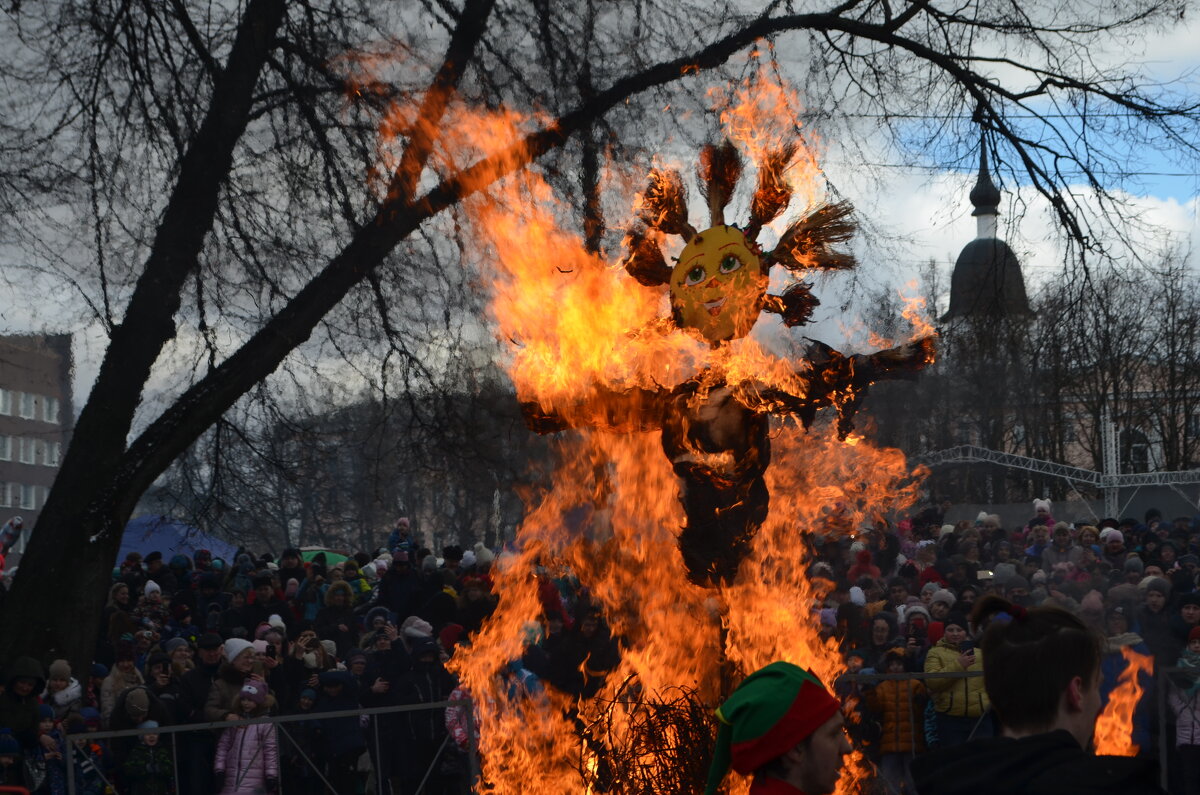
119, 515, 239, 564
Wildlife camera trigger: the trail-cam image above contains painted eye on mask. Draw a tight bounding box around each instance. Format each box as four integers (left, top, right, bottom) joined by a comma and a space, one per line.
685, 265, 707, 286
719, 254, 743, 274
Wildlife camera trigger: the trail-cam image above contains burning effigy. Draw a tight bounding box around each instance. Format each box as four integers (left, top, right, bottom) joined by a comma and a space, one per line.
522, 138, 935, 587
440, 72, 937, 793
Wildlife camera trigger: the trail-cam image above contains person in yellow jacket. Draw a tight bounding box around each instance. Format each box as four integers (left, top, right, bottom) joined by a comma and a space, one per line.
924, 613, 992, 747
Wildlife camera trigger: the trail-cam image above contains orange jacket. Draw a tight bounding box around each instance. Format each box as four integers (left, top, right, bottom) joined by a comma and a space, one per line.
866, 678, 927, 754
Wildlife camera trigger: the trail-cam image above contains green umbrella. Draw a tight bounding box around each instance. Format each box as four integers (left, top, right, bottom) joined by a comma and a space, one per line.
300, 547, 349, 565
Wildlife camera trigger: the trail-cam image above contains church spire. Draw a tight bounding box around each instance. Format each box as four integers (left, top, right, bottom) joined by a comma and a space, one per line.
969, 132, 1001, 239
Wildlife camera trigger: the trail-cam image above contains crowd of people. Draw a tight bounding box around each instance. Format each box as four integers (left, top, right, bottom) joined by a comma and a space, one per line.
816, 500, 1200, 795
0, 518, 520, 795
0, 499, 1197, 794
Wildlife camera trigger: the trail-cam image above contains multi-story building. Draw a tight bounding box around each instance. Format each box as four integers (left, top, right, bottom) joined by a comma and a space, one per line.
0, 334, 73, 553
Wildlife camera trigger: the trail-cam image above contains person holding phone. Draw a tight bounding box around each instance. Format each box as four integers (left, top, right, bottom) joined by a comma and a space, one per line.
924, 613, 991, 747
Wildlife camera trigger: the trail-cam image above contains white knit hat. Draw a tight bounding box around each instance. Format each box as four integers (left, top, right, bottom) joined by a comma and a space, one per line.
223, 638, 254, 664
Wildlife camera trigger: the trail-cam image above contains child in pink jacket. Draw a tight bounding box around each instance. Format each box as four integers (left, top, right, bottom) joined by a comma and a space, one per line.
214, 681, 278, 794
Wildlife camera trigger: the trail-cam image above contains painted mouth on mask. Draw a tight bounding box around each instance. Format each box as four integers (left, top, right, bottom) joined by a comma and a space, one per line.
704, 297, 727, 316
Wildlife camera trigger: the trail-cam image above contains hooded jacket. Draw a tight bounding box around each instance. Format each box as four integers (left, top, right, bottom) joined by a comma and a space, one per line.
44, 677, 84, 724
214, 720, 279, 795
911, 729, 1165, 795
0, 656, 46, 748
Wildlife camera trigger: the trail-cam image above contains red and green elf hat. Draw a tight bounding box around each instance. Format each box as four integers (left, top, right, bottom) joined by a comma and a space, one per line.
704, 661, 842, 794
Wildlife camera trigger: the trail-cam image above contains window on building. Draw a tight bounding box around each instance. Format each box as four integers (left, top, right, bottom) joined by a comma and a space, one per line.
0, 436, 10, 461
34, 439, 46, 466
18, 392, 36, 420
18, 438, 35, 465
1188, 413, 1200, 439
0, 389, 11, 416
43, 397, 59, 424
1120, 428, 1151, 474
19, 484, 35, 510
0, 483, 8, 508
48, 442, 61, 467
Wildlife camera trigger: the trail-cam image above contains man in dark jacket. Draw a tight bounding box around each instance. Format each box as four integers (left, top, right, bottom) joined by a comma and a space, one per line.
376, 552, 424, 620
176, 633, 223, 795
912, 596, 1165, 795
394, 637, 458, 795
314, 670, 365, 795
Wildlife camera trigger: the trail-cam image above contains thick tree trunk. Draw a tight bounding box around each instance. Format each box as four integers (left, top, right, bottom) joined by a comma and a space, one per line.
0, 0, 288, 672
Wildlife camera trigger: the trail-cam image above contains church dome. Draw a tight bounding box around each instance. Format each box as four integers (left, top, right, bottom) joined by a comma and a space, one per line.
943, 238, 1032, 320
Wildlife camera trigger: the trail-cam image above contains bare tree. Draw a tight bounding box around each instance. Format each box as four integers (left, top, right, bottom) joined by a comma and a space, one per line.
1, 0, 1197, 669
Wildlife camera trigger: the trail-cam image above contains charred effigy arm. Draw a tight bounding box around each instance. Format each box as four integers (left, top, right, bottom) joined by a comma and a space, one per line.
520, 384, 668, 435
739, 335, 936, 438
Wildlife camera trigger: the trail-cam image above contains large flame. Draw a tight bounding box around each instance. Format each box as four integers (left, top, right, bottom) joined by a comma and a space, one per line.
1093, 646, 1154, 756
376, 69, 933, 792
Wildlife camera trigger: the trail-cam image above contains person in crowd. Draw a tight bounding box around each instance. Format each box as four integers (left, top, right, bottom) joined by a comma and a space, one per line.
1174, 593, 1200, 649
312, 670, 364, 795
213, 682, 277, 795
100, 641, 144, 726
866, 647, 926, 794
704, 661, 850, 794
0, 728, 32, 789
1138, 577, 1178, 667
205, 639, 264, 723
315, 580, 358, 657
912, 595, 1165, 794
1169, 627, 1200, 795
43, 659, 83, 725
0, 656, 48, 757
121, 721, 174, 795
175, 632, 224, 795
923, 613, 990, 747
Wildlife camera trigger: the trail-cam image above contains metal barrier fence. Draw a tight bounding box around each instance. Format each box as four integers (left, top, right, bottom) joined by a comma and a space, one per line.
59, 670, 1197, 794
63, 699, 476, 795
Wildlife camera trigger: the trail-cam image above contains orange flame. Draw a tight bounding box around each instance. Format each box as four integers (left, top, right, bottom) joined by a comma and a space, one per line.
1093, 646, 1154, 756
376, 69, 935, 794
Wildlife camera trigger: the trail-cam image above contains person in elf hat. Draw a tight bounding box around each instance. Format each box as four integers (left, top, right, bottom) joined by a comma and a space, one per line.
705, 661, 850, 795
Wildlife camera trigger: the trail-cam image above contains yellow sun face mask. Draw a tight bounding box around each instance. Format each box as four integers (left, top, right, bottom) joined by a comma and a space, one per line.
669, 225, 767, 344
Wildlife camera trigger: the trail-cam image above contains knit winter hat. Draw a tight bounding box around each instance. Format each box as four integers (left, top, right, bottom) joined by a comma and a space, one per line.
299, 688, 317, 701
38, 704, 54, 720
239, 681, 267, 706
163, 637, 189, 655
1033, 499, 1052, 513
931, 589, 957, 607
48, 659, 71, 680
144, 580, 162, 597
223, 638, 255, 664
704, 662, 841, 794
1190, 626, 1200, 643
1142, 577, 1172, 596
848, 587, 866, 607
402, 616, 434, 638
